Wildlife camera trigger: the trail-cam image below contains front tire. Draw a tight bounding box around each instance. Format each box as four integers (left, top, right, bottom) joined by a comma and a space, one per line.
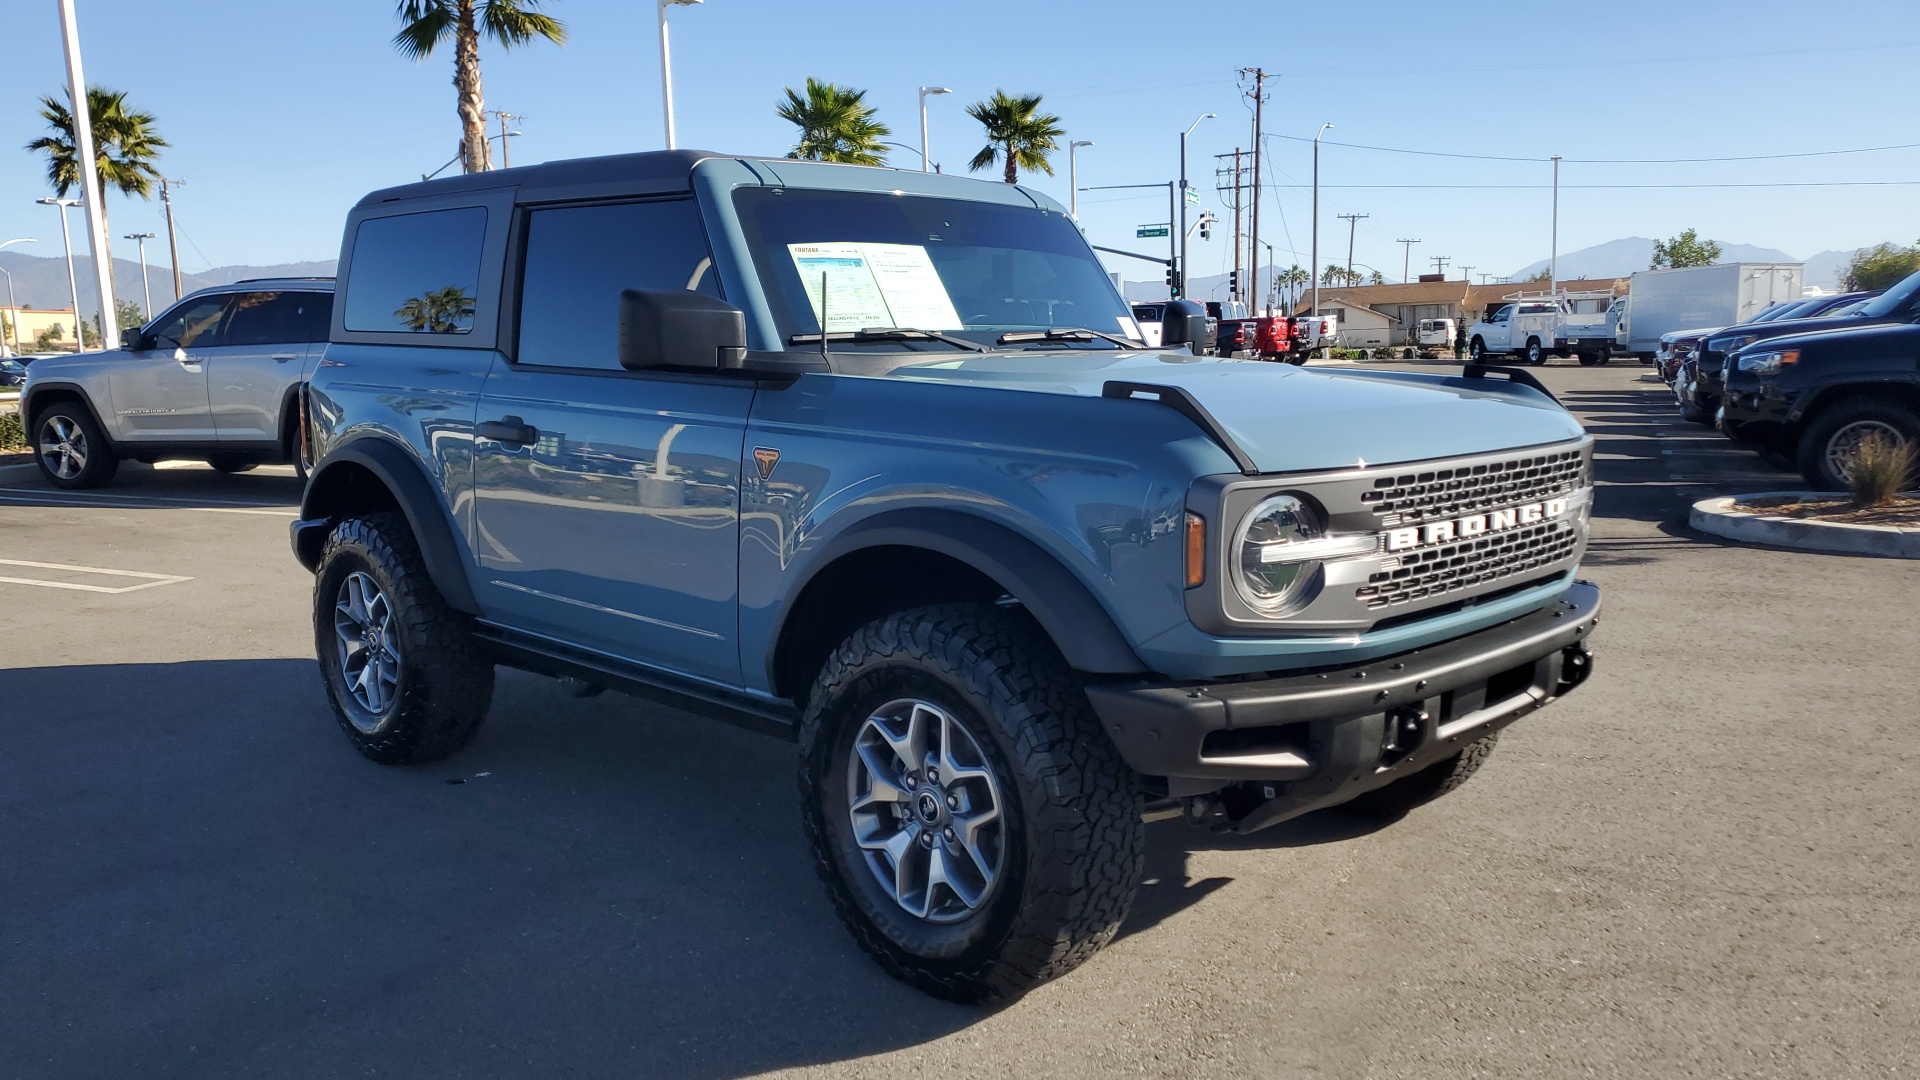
798, 605, 1144, 1004
207, 455, 258, 474
33, 403, 118, 489
1524, 338, 1545, 365
314, 512, 494, 764
1468, 337, 1486, 363
1339, 734, 1500, 819
1795, 400, 1920, 491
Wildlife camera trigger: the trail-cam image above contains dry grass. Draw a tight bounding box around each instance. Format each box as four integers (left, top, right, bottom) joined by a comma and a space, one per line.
1848, 432, 1915, 508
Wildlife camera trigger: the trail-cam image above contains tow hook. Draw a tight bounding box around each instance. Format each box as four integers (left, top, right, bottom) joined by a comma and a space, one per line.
1558, 644, 1594, 693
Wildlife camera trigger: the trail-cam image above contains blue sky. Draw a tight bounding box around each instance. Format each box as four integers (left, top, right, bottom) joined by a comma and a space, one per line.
2, 0, 1916, 290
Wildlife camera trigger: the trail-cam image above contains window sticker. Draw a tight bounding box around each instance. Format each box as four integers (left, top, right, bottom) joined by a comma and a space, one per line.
788, 243, 963, 331
1116, 316, 1142, 341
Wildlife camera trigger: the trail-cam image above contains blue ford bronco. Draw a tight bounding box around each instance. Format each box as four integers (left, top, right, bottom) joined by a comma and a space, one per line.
292, 150, 1600, 1003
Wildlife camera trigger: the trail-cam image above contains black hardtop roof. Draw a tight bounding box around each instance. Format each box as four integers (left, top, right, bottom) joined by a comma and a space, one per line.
355, 149, 752, 207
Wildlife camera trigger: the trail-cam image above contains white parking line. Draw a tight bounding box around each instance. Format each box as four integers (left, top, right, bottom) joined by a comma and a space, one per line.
0, 558, 192, 594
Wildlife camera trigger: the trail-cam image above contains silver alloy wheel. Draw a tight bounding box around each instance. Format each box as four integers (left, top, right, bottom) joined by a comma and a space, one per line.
847, 698, 1006, 923
333, 570, 402, 725
38, 415, 87, 480
1825, 420, 1907, 483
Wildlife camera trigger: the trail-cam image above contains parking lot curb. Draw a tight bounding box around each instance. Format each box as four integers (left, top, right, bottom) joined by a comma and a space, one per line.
1690, 493, 1920, 559
0, 462, 41, 483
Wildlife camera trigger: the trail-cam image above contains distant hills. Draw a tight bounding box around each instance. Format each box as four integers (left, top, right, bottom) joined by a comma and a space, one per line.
1507, 237, 1884, 290
0, 250, 335, 320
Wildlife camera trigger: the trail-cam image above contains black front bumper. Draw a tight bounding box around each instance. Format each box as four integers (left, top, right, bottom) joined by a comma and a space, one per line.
1084, 582, 1600, 829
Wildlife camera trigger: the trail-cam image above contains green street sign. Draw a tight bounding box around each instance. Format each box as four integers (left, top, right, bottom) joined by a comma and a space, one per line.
1184, 188, 1201, 206
1136, 226, 1170, 238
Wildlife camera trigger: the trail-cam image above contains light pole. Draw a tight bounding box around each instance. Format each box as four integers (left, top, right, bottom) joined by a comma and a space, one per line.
657, 0, 703, 150
124, 232, 155, 318
38, 198, 85, 352
1178, 113, 1215, 297
1068, 139, 1093, 221
0, 238, 34, 354
1549, 154, 1562, 295
918, 87, 951, 175
57, 0, 118, 351
879, 141, 932, 169
1310, 122, 1333, 322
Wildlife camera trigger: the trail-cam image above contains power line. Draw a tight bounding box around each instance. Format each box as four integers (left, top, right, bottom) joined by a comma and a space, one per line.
1267, 132, 1920, 166
1273, 180, 1920, 190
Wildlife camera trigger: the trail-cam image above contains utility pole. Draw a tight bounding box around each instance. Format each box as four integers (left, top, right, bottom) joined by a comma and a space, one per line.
1430, 254, 1451, 277
1549, 155, 1562, 295
124, 232, 155, 317
1229, 150, 1244, 305
1396, 238, 1420, 284
1240, 68, 1268, 313
1338, 213, 1369, 276
160, 177, 183, 302
1478, 272, 1492, 285
1459, 264, 1475, 284
489, 111, 522, 169
1311, 122, 1333, 321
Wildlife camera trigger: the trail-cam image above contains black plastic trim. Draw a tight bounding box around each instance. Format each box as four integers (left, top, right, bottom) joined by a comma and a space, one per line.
1462, 363, 1559, 404
296, 438, 481, 614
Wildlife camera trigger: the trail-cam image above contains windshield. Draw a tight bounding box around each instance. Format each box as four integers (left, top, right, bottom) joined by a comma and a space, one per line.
733, 187, 1139, 350
1857, 271, 1920, 318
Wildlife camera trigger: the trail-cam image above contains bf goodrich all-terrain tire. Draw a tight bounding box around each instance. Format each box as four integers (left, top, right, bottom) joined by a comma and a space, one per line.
1794, 399, 1920, 492
1337, 733, 1500, 819
314, 511, 494, 764
33, 402, 118, 490
798, 604, 1144, 1004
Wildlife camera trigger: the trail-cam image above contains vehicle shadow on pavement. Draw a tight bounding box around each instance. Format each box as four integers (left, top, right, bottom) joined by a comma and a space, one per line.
0, 660, 983, 1079
1118, 811, 1390, 941
0, 462, 305, 510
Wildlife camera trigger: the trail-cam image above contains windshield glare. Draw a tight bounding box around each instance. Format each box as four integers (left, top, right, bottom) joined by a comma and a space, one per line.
732, 188, 1139, 351
1858, 271, 1920, 318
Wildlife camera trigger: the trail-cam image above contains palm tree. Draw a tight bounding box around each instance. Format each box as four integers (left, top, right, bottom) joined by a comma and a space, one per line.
776, 78, 890, 165
396, 286, 477, 333
965, 90, 1063, 184
26, 86, 167, 275
1281, 264, 1310, 309
393, 0, 564, 175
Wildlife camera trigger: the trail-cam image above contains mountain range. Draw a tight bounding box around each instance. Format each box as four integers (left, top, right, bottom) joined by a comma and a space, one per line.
0, 251, 335, 320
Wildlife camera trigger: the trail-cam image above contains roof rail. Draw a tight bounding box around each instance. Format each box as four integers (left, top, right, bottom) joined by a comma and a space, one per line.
231, 276, 336, 284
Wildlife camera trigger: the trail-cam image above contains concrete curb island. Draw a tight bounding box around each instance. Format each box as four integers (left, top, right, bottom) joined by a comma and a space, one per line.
1690, 492, 1920, 559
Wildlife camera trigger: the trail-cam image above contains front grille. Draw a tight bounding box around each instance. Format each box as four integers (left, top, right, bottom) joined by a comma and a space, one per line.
1357, 520, 1579, 609
1359, 447, 1585, 526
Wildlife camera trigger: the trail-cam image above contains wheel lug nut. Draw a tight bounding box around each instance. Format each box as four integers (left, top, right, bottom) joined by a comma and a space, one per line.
919, 832, 933, 847
943, 828, 956, 842
946, 795, 959, 809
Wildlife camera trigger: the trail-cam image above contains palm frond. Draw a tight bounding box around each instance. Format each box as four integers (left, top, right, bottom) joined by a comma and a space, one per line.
392, 0, 457, 59
482, 0, 566, 46
776, 77, 890, 165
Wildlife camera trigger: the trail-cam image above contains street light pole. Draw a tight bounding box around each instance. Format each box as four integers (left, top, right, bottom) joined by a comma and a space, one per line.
1068, 139, 1093, 221
657, 0, 703, 150
125, 232, 155, 318
1311, 122, 1333, 322
38, 198, 85, 352
918, 87, 951, 175
1178, 113, 1215, 298
57, 0, 118, 350
2, 238, 38, 355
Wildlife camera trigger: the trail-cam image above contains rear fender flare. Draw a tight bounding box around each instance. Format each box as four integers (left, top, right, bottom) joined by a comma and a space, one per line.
297, 438, 479, 614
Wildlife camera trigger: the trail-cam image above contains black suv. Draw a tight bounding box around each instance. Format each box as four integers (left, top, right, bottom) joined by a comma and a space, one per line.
1683, 283, 1914, 423
1720, 319, 1920, 489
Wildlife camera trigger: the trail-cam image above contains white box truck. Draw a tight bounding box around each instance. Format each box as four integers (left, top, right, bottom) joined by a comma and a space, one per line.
1622, 263, 1803, 360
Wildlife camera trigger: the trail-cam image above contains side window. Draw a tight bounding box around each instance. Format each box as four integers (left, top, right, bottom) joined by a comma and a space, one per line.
515, 199, 718, 371
343, 207, 488, 335
224, 291, 321, 347
150, 296, 231, 349
295, 293, 335, 342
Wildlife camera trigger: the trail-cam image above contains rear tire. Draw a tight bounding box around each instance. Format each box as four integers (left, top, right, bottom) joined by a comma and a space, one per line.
1468, 337, 1486, 363
798, 604, 1144, 1004
314, 511, 494, 764
1338, 734, 1500, 819
1524, 338, 1545, 365
33, 402, 118, 489
207, 455, 258, 474
1795, 399, 1920, 492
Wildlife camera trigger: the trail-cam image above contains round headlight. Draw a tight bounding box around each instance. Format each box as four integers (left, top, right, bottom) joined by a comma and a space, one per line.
1235, 494, 1325, 614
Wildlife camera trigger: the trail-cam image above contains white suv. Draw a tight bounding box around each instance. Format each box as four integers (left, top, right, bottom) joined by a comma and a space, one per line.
20, 279, 332, 488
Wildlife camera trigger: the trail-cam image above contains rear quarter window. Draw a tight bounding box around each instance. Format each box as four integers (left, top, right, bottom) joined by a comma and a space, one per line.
343, 207, 488, 335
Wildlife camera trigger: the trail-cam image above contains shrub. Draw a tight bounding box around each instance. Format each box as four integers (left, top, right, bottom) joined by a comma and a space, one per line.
1847, 432, 1915, 507
0, 408, 23, 452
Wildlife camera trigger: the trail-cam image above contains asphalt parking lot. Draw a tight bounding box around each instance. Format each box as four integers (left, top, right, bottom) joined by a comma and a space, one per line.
2, 362, 1915, 1079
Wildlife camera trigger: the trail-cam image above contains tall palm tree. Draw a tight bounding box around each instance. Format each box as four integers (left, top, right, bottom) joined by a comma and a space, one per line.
1281, 264, 1310, 309
26, 86, 167, 276
965, 90, 1063, 184
776, 78, 890, 165
393, 0, 564, 175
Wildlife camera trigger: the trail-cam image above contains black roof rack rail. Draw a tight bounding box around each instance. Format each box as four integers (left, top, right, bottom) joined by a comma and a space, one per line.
1461, 363, 1558, 404
231, 276, 335, 284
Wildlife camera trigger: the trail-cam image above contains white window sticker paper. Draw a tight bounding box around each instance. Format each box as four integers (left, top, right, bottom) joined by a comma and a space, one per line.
789, 243, 964, 332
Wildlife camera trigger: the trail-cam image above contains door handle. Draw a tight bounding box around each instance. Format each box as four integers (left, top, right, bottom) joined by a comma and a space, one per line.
477, 416, 538, 446
271, 353, 298, 362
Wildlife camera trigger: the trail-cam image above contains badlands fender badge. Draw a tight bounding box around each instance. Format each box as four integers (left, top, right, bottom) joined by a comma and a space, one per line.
752, 447, 781, 480
1385, 495, 1575, 553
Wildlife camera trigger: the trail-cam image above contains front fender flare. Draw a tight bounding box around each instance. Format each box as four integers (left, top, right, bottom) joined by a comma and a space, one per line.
770, 507, 1148, 679
295, 437, 479, 614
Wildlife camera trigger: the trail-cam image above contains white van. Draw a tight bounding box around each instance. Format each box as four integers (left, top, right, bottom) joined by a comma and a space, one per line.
1415, 318, 1456, 357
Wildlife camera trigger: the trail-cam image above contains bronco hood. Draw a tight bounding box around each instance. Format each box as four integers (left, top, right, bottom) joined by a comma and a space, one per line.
885, 352, 1584, 473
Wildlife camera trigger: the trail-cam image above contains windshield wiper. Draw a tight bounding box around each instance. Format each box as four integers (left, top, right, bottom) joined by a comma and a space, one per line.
996, 327, 1140, 349
787, 327, 987, 351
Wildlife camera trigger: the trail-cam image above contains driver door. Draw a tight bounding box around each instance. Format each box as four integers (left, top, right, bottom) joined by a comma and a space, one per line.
107, 294, 228, 442
1485, 305, 1514, 350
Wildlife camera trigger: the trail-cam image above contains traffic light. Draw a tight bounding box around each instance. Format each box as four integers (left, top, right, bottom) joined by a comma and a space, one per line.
1199, 219, 1212, 241
1165, 265, 1180, 298
1228, 269, 1239, 295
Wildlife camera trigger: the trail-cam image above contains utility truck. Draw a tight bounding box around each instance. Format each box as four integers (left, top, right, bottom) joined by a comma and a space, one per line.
1467, 292, 1622, 366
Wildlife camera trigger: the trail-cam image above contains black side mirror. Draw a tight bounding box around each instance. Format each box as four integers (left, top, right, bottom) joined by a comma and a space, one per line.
617, 289, 747, 371
1159, 300, 1210, 355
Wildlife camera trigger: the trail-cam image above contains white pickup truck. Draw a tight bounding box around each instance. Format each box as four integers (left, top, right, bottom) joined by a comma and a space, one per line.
1467, 292, 1621, 366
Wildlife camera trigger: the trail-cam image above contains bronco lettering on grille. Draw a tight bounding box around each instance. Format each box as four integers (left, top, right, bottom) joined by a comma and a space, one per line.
1385, 498, 1569, 553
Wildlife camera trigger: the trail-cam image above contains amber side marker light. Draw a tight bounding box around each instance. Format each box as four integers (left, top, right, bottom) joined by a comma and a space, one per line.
1185, 512, 1206, 589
